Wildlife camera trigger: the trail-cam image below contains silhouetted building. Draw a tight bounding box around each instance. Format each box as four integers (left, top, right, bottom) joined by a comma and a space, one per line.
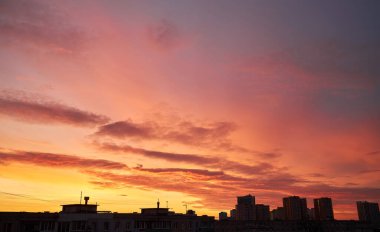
230, 209, 236, 220
219, 212, 228, 221
271, 207, 285, 220
187, 210, 196, 216
357, 201, 379, 222
0, 197, 214, 232
236, 195, 255, 220
283, 196, 308, 220
314, 197, 334, 220
61, 196, 98, 214
255, 204, 270, 221
215, 220, 376, 232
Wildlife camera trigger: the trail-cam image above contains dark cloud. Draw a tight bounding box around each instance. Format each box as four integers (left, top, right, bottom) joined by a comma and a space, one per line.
147, 19, 180, 51
96, 142, 275, 176
0, 150, 127, 170
96, 120, 156, 138
95, 119, 244, 152
308, 173, 326, 178
0, 91, 109, 126
96, 142, 216, 165
286, 184, 380, 202
0, 0, 85, 53
241, 39, 380, 90
358, 169, 380, 174
254, 151, 282, 159
365, 150, 380, 156
289, 40, 380, 86
136, 167, 225, 177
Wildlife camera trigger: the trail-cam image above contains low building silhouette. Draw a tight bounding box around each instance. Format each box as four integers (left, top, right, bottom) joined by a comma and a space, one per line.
218, 212, 227, 221
215, 220, 376, 232
229, 209, 236, 220
0, 197, 214, 232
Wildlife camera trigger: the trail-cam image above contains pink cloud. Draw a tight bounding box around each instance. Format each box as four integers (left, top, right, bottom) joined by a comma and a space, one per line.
95, 119, 246, 152
146, 19, 181, 51
96, 142, 276, 176
0, 0, 86, 54
0, 149, 128, 170
0, 90, 109, 126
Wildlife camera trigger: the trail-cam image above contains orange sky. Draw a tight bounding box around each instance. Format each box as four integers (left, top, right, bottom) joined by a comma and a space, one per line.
0, 0, 379, 219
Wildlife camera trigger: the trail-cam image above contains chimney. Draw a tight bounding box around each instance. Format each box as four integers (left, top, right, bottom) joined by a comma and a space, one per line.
84, 196, 90, 205
157, 199, 160, 209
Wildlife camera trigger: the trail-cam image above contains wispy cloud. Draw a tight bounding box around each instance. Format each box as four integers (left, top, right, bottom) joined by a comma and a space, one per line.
238, 39, 380, 90
95, 142, 275, 176
146, 19, 181, 51
96, 142, 216, 165
0, 0, 85, 54
94, 119, 245, 152
0, 90, 109, 126
0, 149, 127, 170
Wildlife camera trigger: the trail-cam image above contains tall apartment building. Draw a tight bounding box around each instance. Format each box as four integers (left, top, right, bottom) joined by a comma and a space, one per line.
283, 196, 308, 220
357, 201, 379, 222
314, 197, 334, 220
236, 195, 256, 220
255, 204, 270, 221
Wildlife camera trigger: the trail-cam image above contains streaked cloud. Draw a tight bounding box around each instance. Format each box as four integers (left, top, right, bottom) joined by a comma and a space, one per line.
95, 119, 244, 152
0, 0, 85, 54
96, 142, 276, 176
0, 90, 109, 126
0, 149, 128, 170
147, 19, 181, 51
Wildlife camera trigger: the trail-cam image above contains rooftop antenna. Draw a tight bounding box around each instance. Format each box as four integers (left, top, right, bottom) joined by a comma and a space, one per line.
80, 191, 82, 205
157, 198, 160, 209
183, 203, 188, 213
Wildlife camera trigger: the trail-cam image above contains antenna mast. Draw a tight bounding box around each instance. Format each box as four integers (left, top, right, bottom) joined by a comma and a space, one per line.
80, 191, 82, 204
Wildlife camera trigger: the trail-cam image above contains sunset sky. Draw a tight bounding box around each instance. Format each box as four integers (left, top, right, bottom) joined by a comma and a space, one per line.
0, 0, 380, 220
